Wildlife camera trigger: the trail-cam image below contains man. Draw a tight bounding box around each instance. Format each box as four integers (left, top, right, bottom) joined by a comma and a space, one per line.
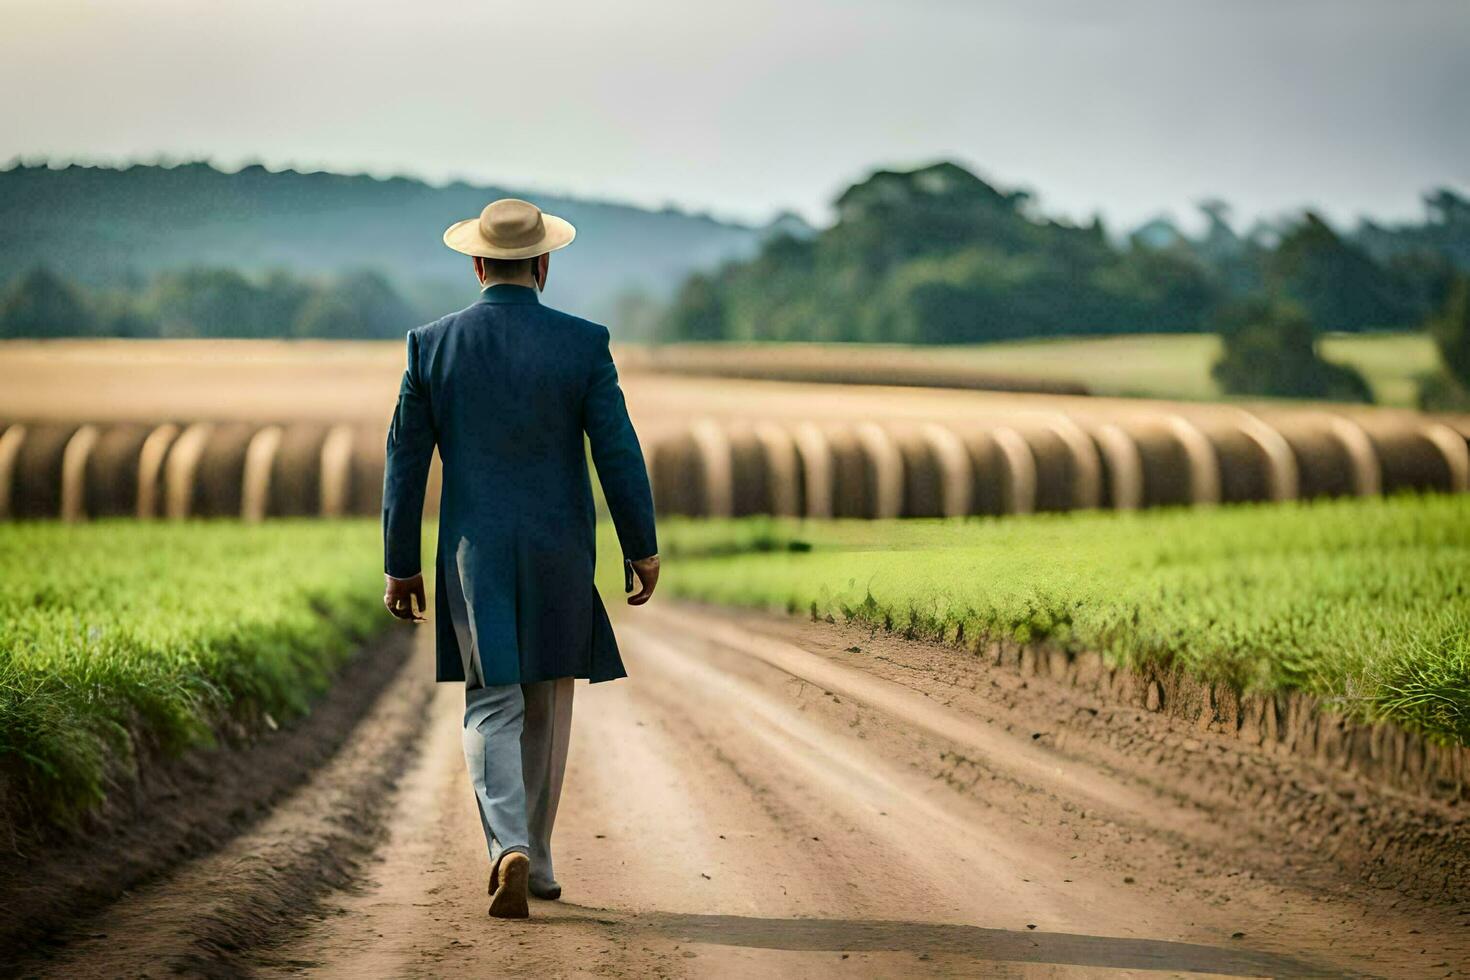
381, 198, 660, 919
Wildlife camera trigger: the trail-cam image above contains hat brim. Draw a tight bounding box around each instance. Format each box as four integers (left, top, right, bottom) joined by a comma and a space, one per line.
442, 213, 576, 259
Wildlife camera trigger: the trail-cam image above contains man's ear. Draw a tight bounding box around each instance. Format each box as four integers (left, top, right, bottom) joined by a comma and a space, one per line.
534, 253, 550, 291
472, 256, 485, 286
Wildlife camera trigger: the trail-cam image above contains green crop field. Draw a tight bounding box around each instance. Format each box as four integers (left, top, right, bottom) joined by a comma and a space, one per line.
937, 331, 1437, 405
662, 332, 1435, 405
655, 494, 1470, 744
0, 520, 387, 824
8, 496, 1463, 830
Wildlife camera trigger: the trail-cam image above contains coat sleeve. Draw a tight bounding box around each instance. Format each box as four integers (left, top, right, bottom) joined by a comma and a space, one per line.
583, 330, 658, 561
382, 331, 436, 578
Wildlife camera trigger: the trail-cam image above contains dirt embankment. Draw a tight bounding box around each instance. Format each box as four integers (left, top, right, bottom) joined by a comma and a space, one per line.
0, 627, 430, 975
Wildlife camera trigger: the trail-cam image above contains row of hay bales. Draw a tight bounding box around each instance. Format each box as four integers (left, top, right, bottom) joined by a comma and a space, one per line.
645, 409, 1470, 518
0, 421, 404, 521
617, 344, 1091, 396
1, 407, 1467, 521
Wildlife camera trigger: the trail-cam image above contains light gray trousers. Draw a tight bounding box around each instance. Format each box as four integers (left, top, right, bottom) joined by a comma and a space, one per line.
462, 678, 573, 888
448, 561, 573, 888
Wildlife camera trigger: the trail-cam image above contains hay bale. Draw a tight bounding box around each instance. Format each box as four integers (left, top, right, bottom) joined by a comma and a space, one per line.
1016, 425, 1075, 513
752, 422, 802, 517
824, 426, 869, 517
57, 425, 100, 522
894, 426, 945, 518
728, 423, 805, 517
791, 423, 834, 518
348, 424, 387, 517
688, 419, 734, 517
1121, 419, 1198, 507
1007, 418, 1102, 513
83, 424, 153, 518
136, 423, 180, 518
922, 423, 975, 517
1084, 422, 1143, 510
241, 426, 284, 522
1271, 419, 1361, 499
1356, 417, 1467, 493
336, 423, 438, 518
1268, 413, 1389, 500
187, 423, 256, 517
0, 424, 27, 519
268, 424, 330, 517
727, 427, 771, 517
1042, 416, 1103, 510
803, 422, 905, 519
649, 430, 704, 516
1199, 421, 1275, 504
1423, 422, 1469, 492
960, 427, 1035, 515
1224, 413, 1299, 502
854, 423, 904, 518
9, 423, 77, 518
162, 423, 213, 519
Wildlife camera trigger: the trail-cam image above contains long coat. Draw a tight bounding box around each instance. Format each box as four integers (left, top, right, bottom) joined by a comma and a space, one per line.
382, 283, 658, 685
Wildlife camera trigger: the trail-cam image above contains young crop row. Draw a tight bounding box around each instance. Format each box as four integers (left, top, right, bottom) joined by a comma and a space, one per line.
655, 494, 1470, 744
0, 520, 387, 826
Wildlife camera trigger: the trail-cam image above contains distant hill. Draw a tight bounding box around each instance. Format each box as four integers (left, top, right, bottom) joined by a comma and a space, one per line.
0, 161, 769, 326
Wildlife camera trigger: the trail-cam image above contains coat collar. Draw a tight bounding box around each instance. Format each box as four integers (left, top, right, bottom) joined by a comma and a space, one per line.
476, 283, 541, 306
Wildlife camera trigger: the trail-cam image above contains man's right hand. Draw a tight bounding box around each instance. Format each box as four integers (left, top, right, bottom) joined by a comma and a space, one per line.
384, 573, 428, 622
627, 555, 660, 606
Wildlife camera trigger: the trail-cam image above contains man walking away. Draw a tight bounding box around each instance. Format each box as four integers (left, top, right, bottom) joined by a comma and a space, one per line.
381, 198, 660, 919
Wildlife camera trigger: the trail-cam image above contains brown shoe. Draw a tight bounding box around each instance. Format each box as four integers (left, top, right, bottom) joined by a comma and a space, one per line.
488, 852, 530, 919
492, 858, 561, 901
530, 878, 562, 901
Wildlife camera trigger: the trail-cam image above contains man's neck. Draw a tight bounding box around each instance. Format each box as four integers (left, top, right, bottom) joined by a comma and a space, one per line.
481, 276, 537, 291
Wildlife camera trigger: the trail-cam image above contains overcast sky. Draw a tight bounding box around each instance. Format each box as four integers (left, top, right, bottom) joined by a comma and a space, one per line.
3, 0, 1467, 232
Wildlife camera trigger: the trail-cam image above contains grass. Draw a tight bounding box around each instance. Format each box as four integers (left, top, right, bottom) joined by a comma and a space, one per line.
654, 494, 1470, 744
0, 520, 387, 826
940, 332, 1436, 405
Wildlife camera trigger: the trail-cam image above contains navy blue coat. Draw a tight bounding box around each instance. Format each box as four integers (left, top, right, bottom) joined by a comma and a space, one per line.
382, 284, 658, 685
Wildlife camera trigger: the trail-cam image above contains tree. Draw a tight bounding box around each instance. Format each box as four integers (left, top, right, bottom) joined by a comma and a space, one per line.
656, 160, 1276, 344
147, 268, 273, 338
321, 270, 418, 339
1419, 275, 1470, 410
1267, 213, 1413, 331
292, 289, 360, 339
1429, 275, 1470, 386
1211, 296, 1373, 403
0, 267, 98, 338
661, 272, 727, 341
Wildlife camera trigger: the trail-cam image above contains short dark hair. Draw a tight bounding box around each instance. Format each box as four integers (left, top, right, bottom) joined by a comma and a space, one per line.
479, 256, 536, 278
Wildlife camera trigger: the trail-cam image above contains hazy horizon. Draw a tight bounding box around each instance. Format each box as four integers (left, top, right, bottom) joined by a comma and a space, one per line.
3, 0, 1467, 233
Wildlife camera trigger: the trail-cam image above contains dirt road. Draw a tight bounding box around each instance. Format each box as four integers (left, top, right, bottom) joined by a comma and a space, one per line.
26, 604, 1468, 978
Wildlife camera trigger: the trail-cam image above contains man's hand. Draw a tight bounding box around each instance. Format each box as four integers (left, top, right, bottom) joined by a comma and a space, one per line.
627, 555, 660, 606
384, 573, 428, 622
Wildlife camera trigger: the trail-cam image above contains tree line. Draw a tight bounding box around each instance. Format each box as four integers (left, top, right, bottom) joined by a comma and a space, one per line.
0, 266, 425, 341
661, 162, 1470, 406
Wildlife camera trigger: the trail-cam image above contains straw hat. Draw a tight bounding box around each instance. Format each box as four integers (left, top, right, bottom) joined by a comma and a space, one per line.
442, 198, 576, 259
